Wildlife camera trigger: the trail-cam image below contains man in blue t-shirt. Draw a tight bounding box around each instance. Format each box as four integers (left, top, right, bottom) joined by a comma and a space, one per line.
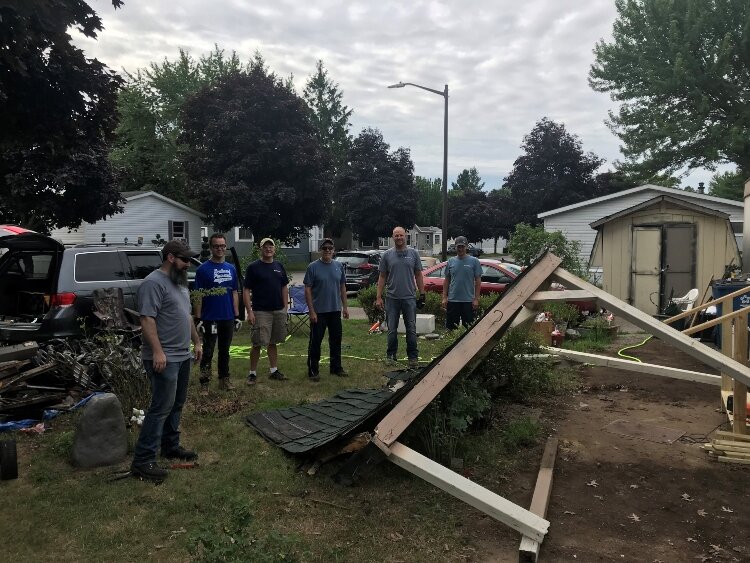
303, 238, 349, 382
243, 238, 289, 384
442, 236, 482, 329
194, 233, 241, 394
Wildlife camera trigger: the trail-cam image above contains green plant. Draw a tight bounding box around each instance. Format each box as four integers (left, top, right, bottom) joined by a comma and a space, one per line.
578, 315, 616, 344
501, 417, 540, 451
356, 285, 384, 324
507, 223, 586, 278
543, 302, 581, 327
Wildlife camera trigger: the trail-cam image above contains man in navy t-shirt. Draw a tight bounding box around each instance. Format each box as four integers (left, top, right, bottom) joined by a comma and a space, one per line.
243, 238, 289, 384
303, 238, 349, 381
194, 233, 241, 394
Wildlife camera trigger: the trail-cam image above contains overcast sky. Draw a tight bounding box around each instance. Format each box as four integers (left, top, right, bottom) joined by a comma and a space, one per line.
78, 0, 719, 191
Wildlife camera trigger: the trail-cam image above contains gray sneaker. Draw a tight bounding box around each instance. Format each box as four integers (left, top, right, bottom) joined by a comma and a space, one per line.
269, 370, 288, 381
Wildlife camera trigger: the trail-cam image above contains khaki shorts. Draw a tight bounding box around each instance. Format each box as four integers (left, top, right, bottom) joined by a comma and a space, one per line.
251, 310, 287, 347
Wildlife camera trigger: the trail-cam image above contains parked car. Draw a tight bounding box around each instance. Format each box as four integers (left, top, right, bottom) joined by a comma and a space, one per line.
446, 243, 483, 257
422, 259, 517, 296
0, 233, 241, 342
334, 250, 382, 291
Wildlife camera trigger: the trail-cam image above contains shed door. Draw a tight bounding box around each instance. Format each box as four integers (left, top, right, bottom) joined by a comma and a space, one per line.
662, 224, 695, 304
631, 227, 661, 315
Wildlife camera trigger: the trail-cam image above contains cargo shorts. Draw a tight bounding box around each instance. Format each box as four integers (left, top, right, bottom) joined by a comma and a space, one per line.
251, 310, 288, 347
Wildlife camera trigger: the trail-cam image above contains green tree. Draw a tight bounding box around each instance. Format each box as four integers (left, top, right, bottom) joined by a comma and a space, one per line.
451, 167, 485, 192
487, 188, 515, 252
506, 223, 586, 277
502, 118, 604, 226
447, 189, 495, 243
302, 60, 353, 237
415, 176, 443, 226
338, 128, 416, 246
590, 0, 750, 178
110, 46, 245, 203
180, 63, 332, 242
709, 170, 745, 200
0, 0, 124, 231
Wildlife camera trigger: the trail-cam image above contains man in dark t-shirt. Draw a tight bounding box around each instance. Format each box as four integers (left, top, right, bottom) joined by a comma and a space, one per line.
243, 238, 289, 384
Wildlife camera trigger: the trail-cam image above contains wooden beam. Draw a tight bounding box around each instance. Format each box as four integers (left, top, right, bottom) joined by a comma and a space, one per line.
733, 310, 748, 434
519, 438, 559, 563
665, 284, 750, 324
0, 342, 39, 363
526, 290, 596, 303
681, 306, 749, 336
384, 441, 549, 543
552, 268, 750, 388
375, 253, 562, 446
715, 430, 750, 442
510, 306, 538, 329
545, 347, 721, 386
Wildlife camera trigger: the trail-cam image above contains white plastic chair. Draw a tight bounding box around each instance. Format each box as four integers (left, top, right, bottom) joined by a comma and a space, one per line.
670, 288, 699, 311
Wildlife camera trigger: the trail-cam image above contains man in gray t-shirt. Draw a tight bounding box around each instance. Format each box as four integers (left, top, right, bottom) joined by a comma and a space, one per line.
130, 240, 203, 482
375, 226, 425, 367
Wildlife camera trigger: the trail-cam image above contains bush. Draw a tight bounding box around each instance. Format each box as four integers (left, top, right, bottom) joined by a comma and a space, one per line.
542, 301, 581, 327
507, 223, 587, 278
357, 285, 384, 324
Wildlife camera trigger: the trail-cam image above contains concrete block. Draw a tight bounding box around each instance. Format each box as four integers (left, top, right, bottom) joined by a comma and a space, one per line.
396, 314, 436, 335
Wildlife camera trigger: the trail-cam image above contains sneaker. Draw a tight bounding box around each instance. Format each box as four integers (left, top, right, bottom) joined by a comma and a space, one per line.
246, 374, 257, 386
269, 370, 288, 381
331, 368, 349, 377
131, 462, 168, 481
199, 382, 209, 396
162, 446, 198, 462
218, 378, 235, 391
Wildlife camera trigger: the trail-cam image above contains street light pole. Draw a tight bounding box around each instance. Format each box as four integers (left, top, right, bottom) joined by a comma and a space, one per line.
388, 81, 449, 261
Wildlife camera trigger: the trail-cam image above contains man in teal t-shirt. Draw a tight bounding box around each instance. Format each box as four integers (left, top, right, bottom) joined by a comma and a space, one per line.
303, 238, 349, 381
442, 236, 481, 329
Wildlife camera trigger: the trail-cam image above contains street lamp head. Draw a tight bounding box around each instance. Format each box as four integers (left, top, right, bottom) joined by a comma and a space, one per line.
387, 82, 406, 89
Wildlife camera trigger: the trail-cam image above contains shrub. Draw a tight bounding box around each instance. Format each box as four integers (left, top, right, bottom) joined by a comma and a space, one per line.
507, 223, 586, 278
542, 301, 581, 327
501, 417, 540, 451
357, 285, 384, 324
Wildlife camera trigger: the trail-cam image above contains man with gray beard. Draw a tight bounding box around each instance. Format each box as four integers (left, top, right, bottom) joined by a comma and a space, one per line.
130, 240, 203, 482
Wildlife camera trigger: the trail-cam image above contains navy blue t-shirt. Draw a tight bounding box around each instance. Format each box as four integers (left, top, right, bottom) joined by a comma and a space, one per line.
244, 259, 289, 311
194, 260, 239, 320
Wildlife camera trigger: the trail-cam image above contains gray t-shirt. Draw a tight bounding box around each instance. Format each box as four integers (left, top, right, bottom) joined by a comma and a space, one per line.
446, 255, 482, 301
303, 259, 346, 313
380, 247, 423, 300
137, 269, 192, 362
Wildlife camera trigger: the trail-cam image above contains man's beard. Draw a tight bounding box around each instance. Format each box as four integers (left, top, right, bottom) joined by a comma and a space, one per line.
169, 264, 189, 287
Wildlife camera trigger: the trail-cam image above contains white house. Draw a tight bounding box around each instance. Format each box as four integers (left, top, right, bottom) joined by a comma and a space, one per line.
49, 191, 204, 247
538, 184, 744, 266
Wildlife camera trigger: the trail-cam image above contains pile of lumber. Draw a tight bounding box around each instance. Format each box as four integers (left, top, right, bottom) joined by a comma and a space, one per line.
0, 342, 67, 416
703, 430, 750, 465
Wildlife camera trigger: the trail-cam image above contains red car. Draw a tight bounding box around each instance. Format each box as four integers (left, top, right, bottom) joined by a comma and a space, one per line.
422, 259, 517, 295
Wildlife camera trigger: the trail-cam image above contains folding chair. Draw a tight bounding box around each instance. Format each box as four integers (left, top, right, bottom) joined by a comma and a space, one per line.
669, 288, 699, 311
287, 284, 310, 336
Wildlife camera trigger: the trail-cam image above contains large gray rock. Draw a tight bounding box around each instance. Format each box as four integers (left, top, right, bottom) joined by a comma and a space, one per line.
71, 393, 127, 468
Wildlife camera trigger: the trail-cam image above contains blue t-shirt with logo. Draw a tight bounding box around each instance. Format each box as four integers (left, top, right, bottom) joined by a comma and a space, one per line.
244, 259, 289, 311
194, 260, 240, 320
303, 259, 346, 313
446, 256, 481, 302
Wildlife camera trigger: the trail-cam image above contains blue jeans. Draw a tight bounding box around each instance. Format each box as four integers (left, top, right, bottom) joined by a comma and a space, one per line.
386, 297, 418, 361
132, 359, 191, 465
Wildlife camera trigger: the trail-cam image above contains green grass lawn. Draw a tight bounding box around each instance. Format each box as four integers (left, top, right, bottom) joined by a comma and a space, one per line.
0, 319, 570, 562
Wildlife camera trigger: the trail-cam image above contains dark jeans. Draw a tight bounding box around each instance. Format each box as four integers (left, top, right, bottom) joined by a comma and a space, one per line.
307, 311, 343, 376
385, 297, 418, 361
132, 358, 191, 465
446, 301, 475, 329
199, 319, 235, 382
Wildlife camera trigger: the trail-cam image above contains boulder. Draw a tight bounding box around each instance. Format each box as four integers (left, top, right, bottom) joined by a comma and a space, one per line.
72, 393, 127, 468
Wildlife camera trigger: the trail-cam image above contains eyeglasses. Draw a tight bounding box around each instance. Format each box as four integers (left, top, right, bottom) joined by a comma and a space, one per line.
173, 255, 191, 263
321, 246, 334, 251
211, 244, 226, 249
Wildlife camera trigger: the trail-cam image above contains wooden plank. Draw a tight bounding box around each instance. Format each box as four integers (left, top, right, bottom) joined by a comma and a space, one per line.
375, 253, 562, 446
0, 362, 57, 393
733, 311, 748, 434
0, 342, 39, 363
665, 283, 750, 324
526, 290, 596, 303
545, 347, 721, 386
552, 268, 750, 388
712, 439, 750, 450
718, 456, 750, 465
385, 441, 549, 542
510, 306, 538, 329
519, 438, 559, 563
681, 307, 748, 336
716, 430, 750, 442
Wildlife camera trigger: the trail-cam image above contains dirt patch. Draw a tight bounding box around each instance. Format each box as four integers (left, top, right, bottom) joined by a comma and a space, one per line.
540, 338, 750, 562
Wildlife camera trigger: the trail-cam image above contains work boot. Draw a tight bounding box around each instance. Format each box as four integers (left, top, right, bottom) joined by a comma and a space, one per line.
218, 378, 235, 391
162, 446, 198, 462
130, 461, 168, 481
408, 358, 420, 369
199, 382, 209, 396
331, 368, 349, 377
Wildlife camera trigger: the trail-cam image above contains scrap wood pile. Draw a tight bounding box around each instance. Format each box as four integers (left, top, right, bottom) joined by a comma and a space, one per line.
703, 430, 750, 465
0, 336, 144, 421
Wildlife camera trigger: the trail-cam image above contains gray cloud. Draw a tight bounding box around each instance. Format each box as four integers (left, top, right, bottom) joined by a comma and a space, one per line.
76, 0, 721, 190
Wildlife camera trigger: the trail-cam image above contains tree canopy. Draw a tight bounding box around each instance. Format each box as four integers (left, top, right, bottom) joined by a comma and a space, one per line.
590, 0, 750, 178
110, 47, 245, 204
502, 118, 604, 225
507, 223, 586, 277
415, 176, 442, 226
180, 62, 332, 242
451, 167, 485, 192
0, 0, 124, 230
447, 189, 496, 243
709, 170, 745, 201
338, 128, 416, 246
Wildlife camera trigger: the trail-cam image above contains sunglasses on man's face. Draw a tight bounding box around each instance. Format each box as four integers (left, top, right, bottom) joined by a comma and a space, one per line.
174, 255, 192, 263
321, 246, 334, 251
211, 244, 226, 249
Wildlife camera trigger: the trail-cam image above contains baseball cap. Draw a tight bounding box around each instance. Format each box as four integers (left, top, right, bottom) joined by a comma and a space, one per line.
454, 236, 468, 246
259, 237, 275, 247
161, 239, 198, 261
319, 238, 334, 249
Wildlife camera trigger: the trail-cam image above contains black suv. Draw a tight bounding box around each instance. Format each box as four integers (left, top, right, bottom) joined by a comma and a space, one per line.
0, 233, 242, 342
334, 250, 382, 291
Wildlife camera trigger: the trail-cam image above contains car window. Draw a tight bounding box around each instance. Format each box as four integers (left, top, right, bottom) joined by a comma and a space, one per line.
481, 265, 513, 284
335, 255, 367, 267
426, 266, 445, 278
504, 263, 522, 276
123, 251, 163, 279
75, 251, 127, 282
4, 252, 55, 279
